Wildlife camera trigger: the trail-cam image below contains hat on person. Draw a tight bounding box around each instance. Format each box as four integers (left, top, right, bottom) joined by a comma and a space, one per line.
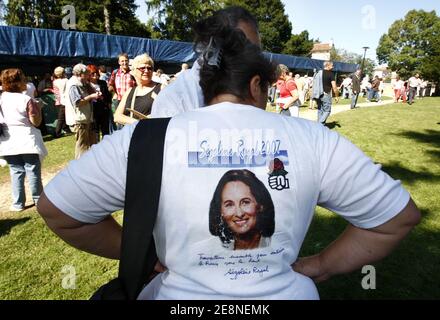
54, 67, 65, 77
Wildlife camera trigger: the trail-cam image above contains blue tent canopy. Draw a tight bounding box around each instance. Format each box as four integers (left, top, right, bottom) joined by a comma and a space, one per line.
0, 25, 358, 73
0, 25, 197, 64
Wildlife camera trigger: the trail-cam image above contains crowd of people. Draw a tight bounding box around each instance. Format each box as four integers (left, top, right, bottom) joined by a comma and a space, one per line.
0, 5, 422, 301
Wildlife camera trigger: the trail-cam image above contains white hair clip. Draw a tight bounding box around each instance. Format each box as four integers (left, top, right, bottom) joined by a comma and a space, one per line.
204, 36, 222, 68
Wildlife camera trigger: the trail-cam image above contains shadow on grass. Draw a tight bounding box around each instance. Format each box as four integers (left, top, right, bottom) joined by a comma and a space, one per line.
325, 121, 341, 129
0, 217, 30, 237
380, 161, 440, 185
43, 135, 55, 142
426, 150, 440, 159
299, 207, 440, 299
395, 130, 440, 149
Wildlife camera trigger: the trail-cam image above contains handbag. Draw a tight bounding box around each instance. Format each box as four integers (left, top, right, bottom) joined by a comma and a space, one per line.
90, 117, 171, 300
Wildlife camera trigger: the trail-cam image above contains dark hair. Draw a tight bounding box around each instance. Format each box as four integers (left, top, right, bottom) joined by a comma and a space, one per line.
209, 170, 275, 245
1, 68, 26, 93
194, 15, 276, 105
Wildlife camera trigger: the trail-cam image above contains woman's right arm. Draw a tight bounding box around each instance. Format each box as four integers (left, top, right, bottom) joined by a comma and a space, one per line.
114, 89, 136, 125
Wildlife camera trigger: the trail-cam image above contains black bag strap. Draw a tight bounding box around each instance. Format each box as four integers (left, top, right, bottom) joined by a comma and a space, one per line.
119, 117, 171, 300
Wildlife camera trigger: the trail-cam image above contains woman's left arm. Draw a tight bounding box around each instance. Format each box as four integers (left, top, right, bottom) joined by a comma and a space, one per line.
114, 89, 137, 126
293, 198, 421, 282
27, 98, 42, 127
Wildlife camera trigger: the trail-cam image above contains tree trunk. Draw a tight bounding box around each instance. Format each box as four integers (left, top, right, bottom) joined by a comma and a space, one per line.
104, 5, 110, 35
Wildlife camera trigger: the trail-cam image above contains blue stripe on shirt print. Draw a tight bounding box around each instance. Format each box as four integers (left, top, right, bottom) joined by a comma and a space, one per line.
188, 150, 289, 168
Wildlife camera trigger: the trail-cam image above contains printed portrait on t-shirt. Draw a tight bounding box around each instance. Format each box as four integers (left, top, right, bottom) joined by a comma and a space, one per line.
209, 169, 275, 250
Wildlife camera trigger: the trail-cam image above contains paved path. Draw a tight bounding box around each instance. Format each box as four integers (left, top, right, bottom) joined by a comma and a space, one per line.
299, 99, 395, 121
0, 166, 61, 216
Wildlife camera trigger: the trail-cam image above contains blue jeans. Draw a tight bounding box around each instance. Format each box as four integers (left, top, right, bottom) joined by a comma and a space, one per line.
3, 154, 43, 209
408, 87, 417, 104
317, 93, 332, 124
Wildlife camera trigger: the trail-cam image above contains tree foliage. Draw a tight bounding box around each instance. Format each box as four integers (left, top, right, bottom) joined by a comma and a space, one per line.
224, 0, 291, 53
5, 0, 61, 29
377, 10, 440, 81
146, 0, 313, 55
282, 30, 315, 57
4, 0, 150, 37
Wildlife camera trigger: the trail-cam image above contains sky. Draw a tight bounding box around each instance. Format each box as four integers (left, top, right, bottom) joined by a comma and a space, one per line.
135, 0, 440, 63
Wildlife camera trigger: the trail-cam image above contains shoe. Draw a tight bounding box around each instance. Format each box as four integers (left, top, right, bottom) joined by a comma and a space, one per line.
9, 206, 24, 212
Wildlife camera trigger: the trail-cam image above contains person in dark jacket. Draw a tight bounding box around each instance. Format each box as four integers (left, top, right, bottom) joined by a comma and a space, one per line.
350, 69, 362, 109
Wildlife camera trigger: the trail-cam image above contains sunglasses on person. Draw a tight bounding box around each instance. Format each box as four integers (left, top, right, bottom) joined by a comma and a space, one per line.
137, 66, 153, 73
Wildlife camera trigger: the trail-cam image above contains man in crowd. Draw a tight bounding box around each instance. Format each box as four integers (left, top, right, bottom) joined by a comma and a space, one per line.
370, 75, 381, 102
312, 61, 339, 125
64, 64, 100, 159
407, 73, 421, 105
174, 63, 189, 78
108, 53, 136, 114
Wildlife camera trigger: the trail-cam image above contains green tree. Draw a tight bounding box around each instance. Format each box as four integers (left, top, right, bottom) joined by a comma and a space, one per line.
5, 0, 61, 29
333, 48, 375, 76
225, 0, 291, 53
377, 10, 440, 81
70, 0, 150, 37
0, 0, 6, 24
146, 0, 221, 41
282, 30, 315, 57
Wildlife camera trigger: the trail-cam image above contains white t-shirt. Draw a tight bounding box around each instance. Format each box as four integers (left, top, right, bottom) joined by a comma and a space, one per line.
44, 102, 410, 300
23, 82, 37, 98
150, 61, 204, 118
393, 80, 405, 90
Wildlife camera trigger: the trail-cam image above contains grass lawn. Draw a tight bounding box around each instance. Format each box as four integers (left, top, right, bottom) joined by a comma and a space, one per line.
0, 97, 439, 299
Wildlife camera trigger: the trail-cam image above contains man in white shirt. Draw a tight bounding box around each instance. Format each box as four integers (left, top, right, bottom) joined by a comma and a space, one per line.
407, 73, 421, 105
150, 6, 261, 118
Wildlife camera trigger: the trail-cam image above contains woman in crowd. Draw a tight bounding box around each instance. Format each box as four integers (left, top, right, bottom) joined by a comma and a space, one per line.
114, 54, 161, 125
37, 9, 420, 300
52, 66, 70, 138
0, 68, 47, 211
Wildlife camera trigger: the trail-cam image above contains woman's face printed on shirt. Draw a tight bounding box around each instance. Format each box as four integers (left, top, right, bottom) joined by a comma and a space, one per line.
221, 181, 261, 235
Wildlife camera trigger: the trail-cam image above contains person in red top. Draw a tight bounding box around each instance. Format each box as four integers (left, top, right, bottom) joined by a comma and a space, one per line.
276, 64, 300, 117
